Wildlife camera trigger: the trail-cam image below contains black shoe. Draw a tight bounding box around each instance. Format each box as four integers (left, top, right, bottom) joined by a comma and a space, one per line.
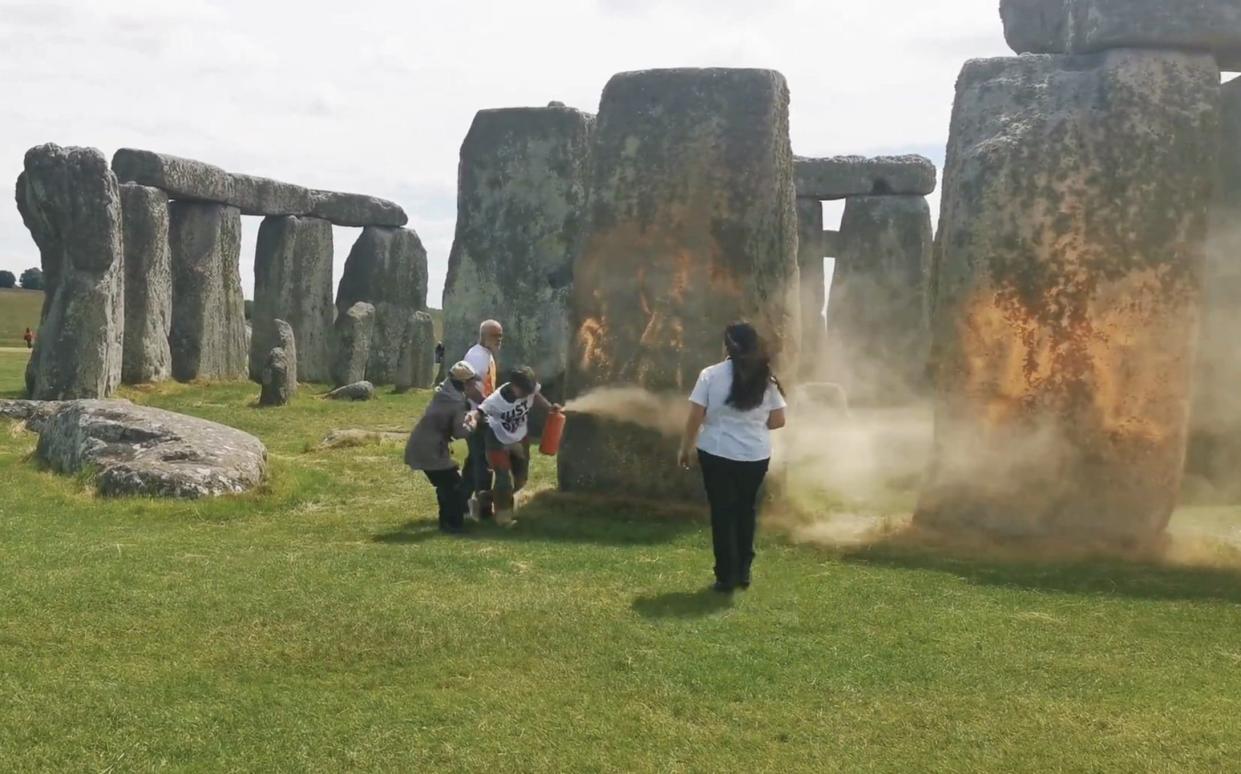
712, 581, 736, 594
739, 572, 751, 589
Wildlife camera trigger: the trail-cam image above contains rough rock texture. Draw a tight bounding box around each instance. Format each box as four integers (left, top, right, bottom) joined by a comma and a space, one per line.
326, 381, 375, 401
441, 105, 594, 400
168, 202, 248, 382
1189, 74, 1241, 497
331, 301, 375, 387
336, 227, 428, 384
119, 183, 172, 384
825, 195, 933, 406
1000, 0, 1241, 71
822, 229, 841, 258
36, 400, 267, 497
250, 215, 334, 383
395, 311, 436, 392
0, 399, 60, 431
259, 319, 297, 407
796, 198, 826, 380
561, 68, 799, 501
916, 51, 1220, 543
794, 155, 937, 200
16, 144, 125, 400
111, 148, 407, 226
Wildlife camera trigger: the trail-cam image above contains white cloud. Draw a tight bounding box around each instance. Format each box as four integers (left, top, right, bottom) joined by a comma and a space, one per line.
0, 0, 1009, 303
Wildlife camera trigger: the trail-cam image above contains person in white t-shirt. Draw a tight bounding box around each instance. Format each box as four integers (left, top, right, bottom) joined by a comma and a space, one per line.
478, 365, 561, 526
459, 320, 503, 519
678, 321, 788, 593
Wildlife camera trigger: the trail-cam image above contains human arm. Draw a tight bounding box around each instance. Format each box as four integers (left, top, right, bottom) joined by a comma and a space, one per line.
767, 407, 786, 430
766, 380, 788, 430
532, 390, 562, 413
678, 402, 707, 470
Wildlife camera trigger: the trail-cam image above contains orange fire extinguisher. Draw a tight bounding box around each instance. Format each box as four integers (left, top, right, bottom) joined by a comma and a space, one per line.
540, 409, 566, 456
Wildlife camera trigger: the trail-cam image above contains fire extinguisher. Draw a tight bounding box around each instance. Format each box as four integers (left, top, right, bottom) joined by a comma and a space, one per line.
540, 409, 566, 456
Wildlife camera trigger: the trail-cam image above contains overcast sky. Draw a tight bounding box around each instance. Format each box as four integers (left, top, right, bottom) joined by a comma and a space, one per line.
0, 0, 1010, 305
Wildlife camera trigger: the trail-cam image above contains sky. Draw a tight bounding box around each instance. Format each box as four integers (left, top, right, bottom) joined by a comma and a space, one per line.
0, 0, 1011, 305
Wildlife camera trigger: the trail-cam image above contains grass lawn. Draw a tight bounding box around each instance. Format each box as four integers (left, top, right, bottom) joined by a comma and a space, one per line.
2, 349, 1241, 771
0, 288, 41, 348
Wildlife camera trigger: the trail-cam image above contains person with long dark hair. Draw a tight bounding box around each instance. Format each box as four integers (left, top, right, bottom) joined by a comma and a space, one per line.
678, 321, 787, 593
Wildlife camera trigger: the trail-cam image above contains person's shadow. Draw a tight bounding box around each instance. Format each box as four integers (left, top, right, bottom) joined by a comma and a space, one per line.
631, 589, 734, 619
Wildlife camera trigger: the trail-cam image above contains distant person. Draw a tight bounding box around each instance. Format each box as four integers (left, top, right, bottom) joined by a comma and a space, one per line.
477, 365, 562, 527
22, 327, 33, 350
678, 321, 787, 593
404, 361, 478, 534
460, 320, 503, 520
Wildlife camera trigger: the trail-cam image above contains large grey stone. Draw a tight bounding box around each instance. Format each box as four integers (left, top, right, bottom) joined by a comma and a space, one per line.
336, 227, 428, 384
441, 105, 594, 398
916, 51, 1220, 543
0, 399, 60, 431
16, 144, 125, 400
395, 310, 436, 392
326, 381, 375, 401
562, 68, 799, 502
258, 319, 297, 407
249, 215, 334, 383
168, 202, 247, 382
119, 183, 173, 384
331, 301, 375, 387
308, 190, 407, 228
825, 195, 933, 406
35, 400, 266, 498
796, 198, 826, 380
794, 155, 937, 200
1001, 0, 1241, 71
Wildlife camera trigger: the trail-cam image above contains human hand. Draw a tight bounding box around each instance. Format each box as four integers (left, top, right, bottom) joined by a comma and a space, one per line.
550, 404, 564, 414
677, 447, 692, 471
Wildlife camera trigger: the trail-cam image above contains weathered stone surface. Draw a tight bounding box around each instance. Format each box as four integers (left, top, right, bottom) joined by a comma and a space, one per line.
16, 144, 125, 400
0, 399, 60, 431
1001, 0, 1241, 71
794, 155, 937, 200
336, 227, 428, 384
562, 68, 799, 500
916, 51, 1219, 543
441, 105, 594, 399
395, 311, 436, 392
559, 413, 705, 502
822, 229, 841, 258
326, 381, 375, 401
249, 215, 334, 383
111, 148, 407, 226
1189, 74, 1241, 497
331, 301, 375, 387
119, 183, 172, 384
825, 195, 932, 406
36, 400, 267, 497
796, 198, 826, 380
168, 202, 247, 382
258, 319, 297, 407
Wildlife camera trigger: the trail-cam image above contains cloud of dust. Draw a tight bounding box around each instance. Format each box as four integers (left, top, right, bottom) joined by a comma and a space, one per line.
563, 386, 687, 437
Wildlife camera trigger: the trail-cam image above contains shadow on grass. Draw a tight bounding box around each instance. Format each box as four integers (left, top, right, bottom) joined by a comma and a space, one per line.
632, 589, 734, 619
372, 519, 453, 545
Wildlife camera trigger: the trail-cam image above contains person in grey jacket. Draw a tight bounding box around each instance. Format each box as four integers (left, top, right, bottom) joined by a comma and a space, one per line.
405, 361, 479, 533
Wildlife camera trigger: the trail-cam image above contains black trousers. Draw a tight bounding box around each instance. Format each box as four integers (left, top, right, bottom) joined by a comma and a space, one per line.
458, 424, 493, 513
698, 449, 770, 587
425, 468, 467, 532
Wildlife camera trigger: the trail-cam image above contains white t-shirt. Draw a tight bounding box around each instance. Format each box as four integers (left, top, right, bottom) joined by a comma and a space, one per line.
689, 360, 787, 462
463, 343, 496, 409
480, 383, 541, 445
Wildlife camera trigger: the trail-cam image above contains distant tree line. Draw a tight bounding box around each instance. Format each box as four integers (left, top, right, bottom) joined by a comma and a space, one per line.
0, 270, 14, 289
17, 267, 43, 290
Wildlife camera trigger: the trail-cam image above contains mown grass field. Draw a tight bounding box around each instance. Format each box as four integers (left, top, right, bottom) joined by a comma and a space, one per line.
2, 349, 1241, 771
0, 288, 41, 348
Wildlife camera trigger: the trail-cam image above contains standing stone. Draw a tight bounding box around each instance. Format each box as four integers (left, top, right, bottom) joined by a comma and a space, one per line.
1189, 75, 1241, 498
15, 144, 124, 400
168, 202, 247, 382
796, 198, 826, 380
825, 195, 933, 406
561, 68, 799, 501
331, 301, 375, 387
395, 311, 436, 392
259, 319, 297, 407
336, 227, 428, 384
441, 105, 594, 401
250, 215, 334, 383
917, 51, 1220, 543
119, 183, 172, 384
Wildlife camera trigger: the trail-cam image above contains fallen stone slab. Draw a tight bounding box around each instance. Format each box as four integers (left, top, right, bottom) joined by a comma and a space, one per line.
794, 155, 937, 200
0, 399, 60, 431
326, 381, 375, 401
35, 400, 267, 498
1001, 0, 1241, 71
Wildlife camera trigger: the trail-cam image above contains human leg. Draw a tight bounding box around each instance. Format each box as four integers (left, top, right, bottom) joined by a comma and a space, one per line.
424, 468, 464, 532
698, 450, 742, 589
733, 459, 770, 587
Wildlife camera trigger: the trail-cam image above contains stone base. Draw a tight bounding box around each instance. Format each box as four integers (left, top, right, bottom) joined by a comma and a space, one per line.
557, 413, 704, 504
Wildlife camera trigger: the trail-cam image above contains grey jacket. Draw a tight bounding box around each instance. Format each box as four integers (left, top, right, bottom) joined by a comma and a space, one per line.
404, 380, 473, 471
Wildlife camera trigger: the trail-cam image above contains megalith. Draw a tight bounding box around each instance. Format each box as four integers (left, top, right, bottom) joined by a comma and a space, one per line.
15, 144, 124, 400
250, 215, 334, 383
561, 68, 800, 501
1189, 74, 1241, 498
796, 198, 826, 380
395, 311, 436, 393
259, 319, 297, 407
825, 195, 932, 406
331, 301, 376, 387
441, 104, 594, 397
168, 202, 247, 382
916, 51, 1220, 543
119, 183, 172, 384
336, 227, 428, 384
794, 155, 937, 200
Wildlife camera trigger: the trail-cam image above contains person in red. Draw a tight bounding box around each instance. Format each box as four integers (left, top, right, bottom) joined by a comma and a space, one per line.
22, 327, 33, 350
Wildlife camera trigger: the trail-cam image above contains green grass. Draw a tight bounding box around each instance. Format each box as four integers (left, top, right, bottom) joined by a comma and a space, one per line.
2, 350, 1241, 772
0, 288, 41, 348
